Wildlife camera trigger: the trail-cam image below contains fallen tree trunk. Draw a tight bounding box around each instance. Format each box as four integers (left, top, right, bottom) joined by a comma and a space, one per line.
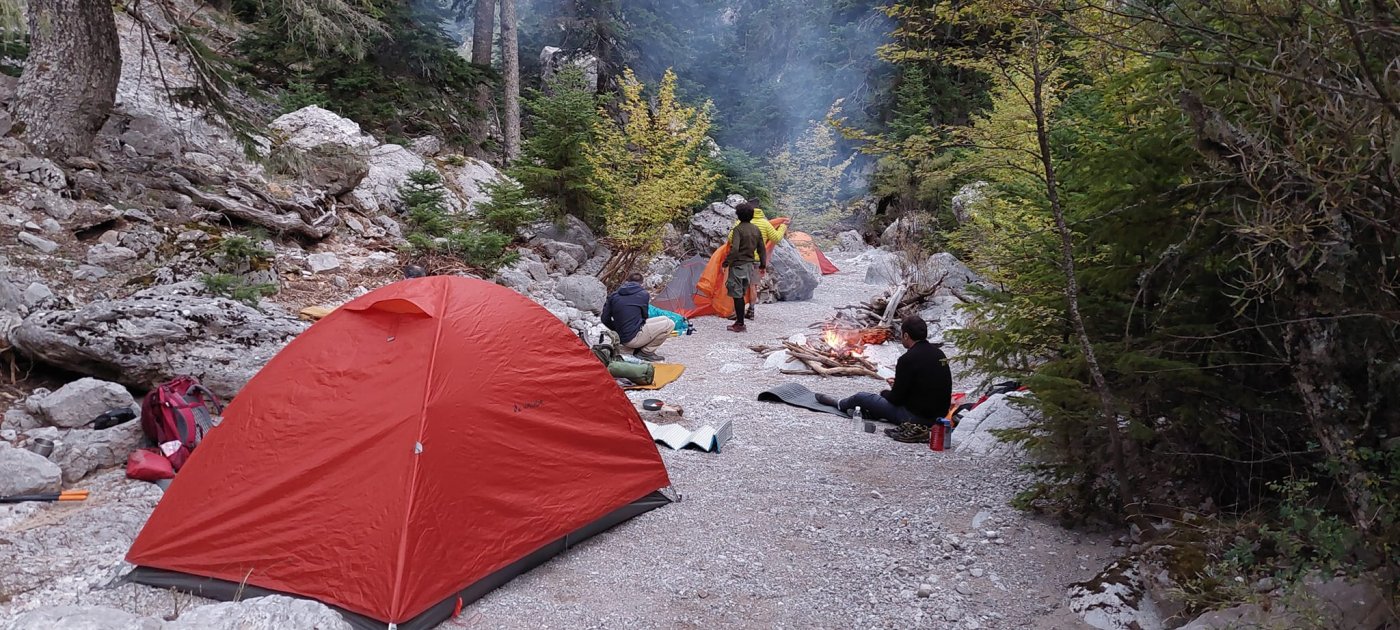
173, 183, 339, 240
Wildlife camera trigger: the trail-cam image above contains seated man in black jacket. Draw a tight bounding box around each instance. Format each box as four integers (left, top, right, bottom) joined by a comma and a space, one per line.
601, 273, 675, 362
818, 316, 952, 432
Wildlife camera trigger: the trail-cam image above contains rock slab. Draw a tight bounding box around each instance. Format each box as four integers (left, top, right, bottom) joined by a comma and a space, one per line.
32, 377, 137, 429
0, 442, 63, 496
9, 282, 307, 399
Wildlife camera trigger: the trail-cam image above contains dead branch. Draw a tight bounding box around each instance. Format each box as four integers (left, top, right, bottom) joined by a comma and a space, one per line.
172, 183, 339, 240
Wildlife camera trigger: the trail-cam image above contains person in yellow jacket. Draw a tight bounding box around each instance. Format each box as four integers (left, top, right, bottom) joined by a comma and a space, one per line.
727, 202, 782, 321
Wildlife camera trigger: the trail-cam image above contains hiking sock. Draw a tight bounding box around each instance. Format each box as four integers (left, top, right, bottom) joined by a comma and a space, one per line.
734, 296, 746, 326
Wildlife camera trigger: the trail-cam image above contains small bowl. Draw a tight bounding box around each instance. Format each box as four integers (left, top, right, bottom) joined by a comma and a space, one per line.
27, 437, 55, 458
642, 399, 664, 411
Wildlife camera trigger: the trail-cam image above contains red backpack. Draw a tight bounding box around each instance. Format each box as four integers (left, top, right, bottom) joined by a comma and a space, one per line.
139, 376, 222, 471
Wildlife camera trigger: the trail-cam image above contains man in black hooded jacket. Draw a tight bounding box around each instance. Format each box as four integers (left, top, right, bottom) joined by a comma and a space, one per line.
601, 273, 674, 362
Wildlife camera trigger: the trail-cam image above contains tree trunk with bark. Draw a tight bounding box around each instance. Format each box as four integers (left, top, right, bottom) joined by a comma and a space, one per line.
1029, 58, 1134, 509
499, 0, 520, 162
468, 0, 495, 160
12, 0, 121, 160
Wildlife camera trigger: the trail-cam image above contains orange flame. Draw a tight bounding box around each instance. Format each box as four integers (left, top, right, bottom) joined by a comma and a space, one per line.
822, 327, 864, 356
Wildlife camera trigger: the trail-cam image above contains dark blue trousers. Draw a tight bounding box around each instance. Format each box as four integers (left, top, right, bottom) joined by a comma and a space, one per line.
837, 392, 924, 425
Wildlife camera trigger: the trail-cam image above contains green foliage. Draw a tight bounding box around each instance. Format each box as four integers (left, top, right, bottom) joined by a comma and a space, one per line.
200, 273, 278, 306
585, 68, 719, 279
476, 178, 541, 237
709, 147, 773, 208
212, 234, 273, 269
399, 169, 527, 273
880, 0, 1400, 599
510, 66, 604, 225
232, 0, 489, 146
521, 0, 895, 155
766, 104, 856, 231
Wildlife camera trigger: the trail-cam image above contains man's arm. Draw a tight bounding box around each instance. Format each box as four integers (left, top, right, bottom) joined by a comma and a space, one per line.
754, 229, 768, 269
600, 295, 614, 329
882, 353, 914, 406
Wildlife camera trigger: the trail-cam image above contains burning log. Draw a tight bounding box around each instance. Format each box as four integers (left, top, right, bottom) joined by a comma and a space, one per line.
748, 329, 885, 380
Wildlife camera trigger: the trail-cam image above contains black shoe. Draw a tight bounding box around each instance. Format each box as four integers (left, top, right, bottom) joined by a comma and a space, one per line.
634, 350, 665, 362
815, 393, 839, 407
745, 307, 756, 321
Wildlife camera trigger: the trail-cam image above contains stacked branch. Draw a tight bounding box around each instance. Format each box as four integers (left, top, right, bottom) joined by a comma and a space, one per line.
749, 341, 884, 380
823, 275, 947, 331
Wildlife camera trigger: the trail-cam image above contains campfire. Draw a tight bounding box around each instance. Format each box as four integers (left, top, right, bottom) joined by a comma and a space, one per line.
749, 326, 890, 380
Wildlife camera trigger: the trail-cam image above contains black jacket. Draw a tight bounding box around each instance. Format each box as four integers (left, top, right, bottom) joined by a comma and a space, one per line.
601, 282, 649, 344
882, 341, 953, 420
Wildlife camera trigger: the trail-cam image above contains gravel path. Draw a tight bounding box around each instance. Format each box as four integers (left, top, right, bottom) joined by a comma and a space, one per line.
0, 253, 1119, 629
452, 254, 1118, 630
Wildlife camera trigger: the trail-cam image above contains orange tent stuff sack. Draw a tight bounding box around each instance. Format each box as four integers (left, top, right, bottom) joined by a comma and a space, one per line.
124, 276, 674, 630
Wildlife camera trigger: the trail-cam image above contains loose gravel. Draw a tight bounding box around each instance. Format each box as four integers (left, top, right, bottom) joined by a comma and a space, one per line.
0, 253, 1120, 630
452, 254, 1118, 630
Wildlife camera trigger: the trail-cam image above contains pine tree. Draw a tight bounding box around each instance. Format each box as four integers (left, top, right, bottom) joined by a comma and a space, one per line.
499, 0, 520, 161
12, 0, 121, 159
585, 68, 719, 284
511, 66, 604, 224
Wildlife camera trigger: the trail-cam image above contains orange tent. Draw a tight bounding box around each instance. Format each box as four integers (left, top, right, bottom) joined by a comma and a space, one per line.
657, 218, 840, 318
788, 231, 840, 275
126, 277, 672, 630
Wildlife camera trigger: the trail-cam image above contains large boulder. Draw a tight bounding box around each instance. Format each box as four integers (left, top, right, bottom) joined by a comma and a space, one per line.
880, 216, 924, 249
836, 230, 866, 253
346, 144, 429, 213
767, 239, 820, 302
536, 239, 587, 274
1180, 576, 1394, 630
8, 283, 307, 399
540, 46, 600, 92
0, 442, 62, 496
951, 181, 988, 225
954, 393, 1031, 456
261, 102, 375, 193
268, 105, 377, 152
166, 595, 352, 630
51, 421, 145, 483
6, 605, 163, 630
441, 157, 508, 215
864, 250, 902, 286
531, 214, 599, 257
30, 377, 136, 429
925, 252, 989, 295
686, 202, 737, 253
556, 274, 607, 313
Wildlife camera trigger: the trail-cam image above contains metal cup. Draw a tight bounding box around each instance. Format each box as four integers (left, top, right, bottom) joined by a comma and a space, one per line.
27, 437, 54, 458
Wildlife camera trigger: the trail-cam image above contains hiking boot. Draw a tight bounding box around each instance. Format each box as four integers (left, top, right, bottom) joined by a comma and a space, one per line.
884, 422, 922, 438
815, 393, 840, 408
745, 306, 756, 321
892, 424, 931, 443
726, 323, 747, 333
633, 350, 665, 362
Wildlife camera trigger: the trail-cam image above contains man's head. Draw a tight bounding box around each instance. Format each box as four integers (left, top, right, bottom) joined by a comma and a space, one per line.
735, 202, 755, 223
900, 315, 928, 348
403, 265, 427, 279
627, 272, 644, 284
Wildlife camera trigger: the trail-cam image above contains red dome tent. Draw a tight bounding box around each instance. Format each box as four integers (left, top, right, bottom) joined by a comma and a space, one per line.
126, 277, 672, 630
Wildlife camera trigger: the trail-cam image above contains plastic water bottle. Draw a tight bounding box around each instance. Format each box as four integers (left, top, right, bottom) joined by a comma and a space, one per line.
853, 406, 863, 432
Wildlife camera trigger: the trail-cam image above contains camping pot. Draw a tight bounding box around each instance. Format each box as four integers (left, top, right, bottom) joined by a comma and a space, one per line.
642, 399, 664, 412
27, 437, 54, 458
